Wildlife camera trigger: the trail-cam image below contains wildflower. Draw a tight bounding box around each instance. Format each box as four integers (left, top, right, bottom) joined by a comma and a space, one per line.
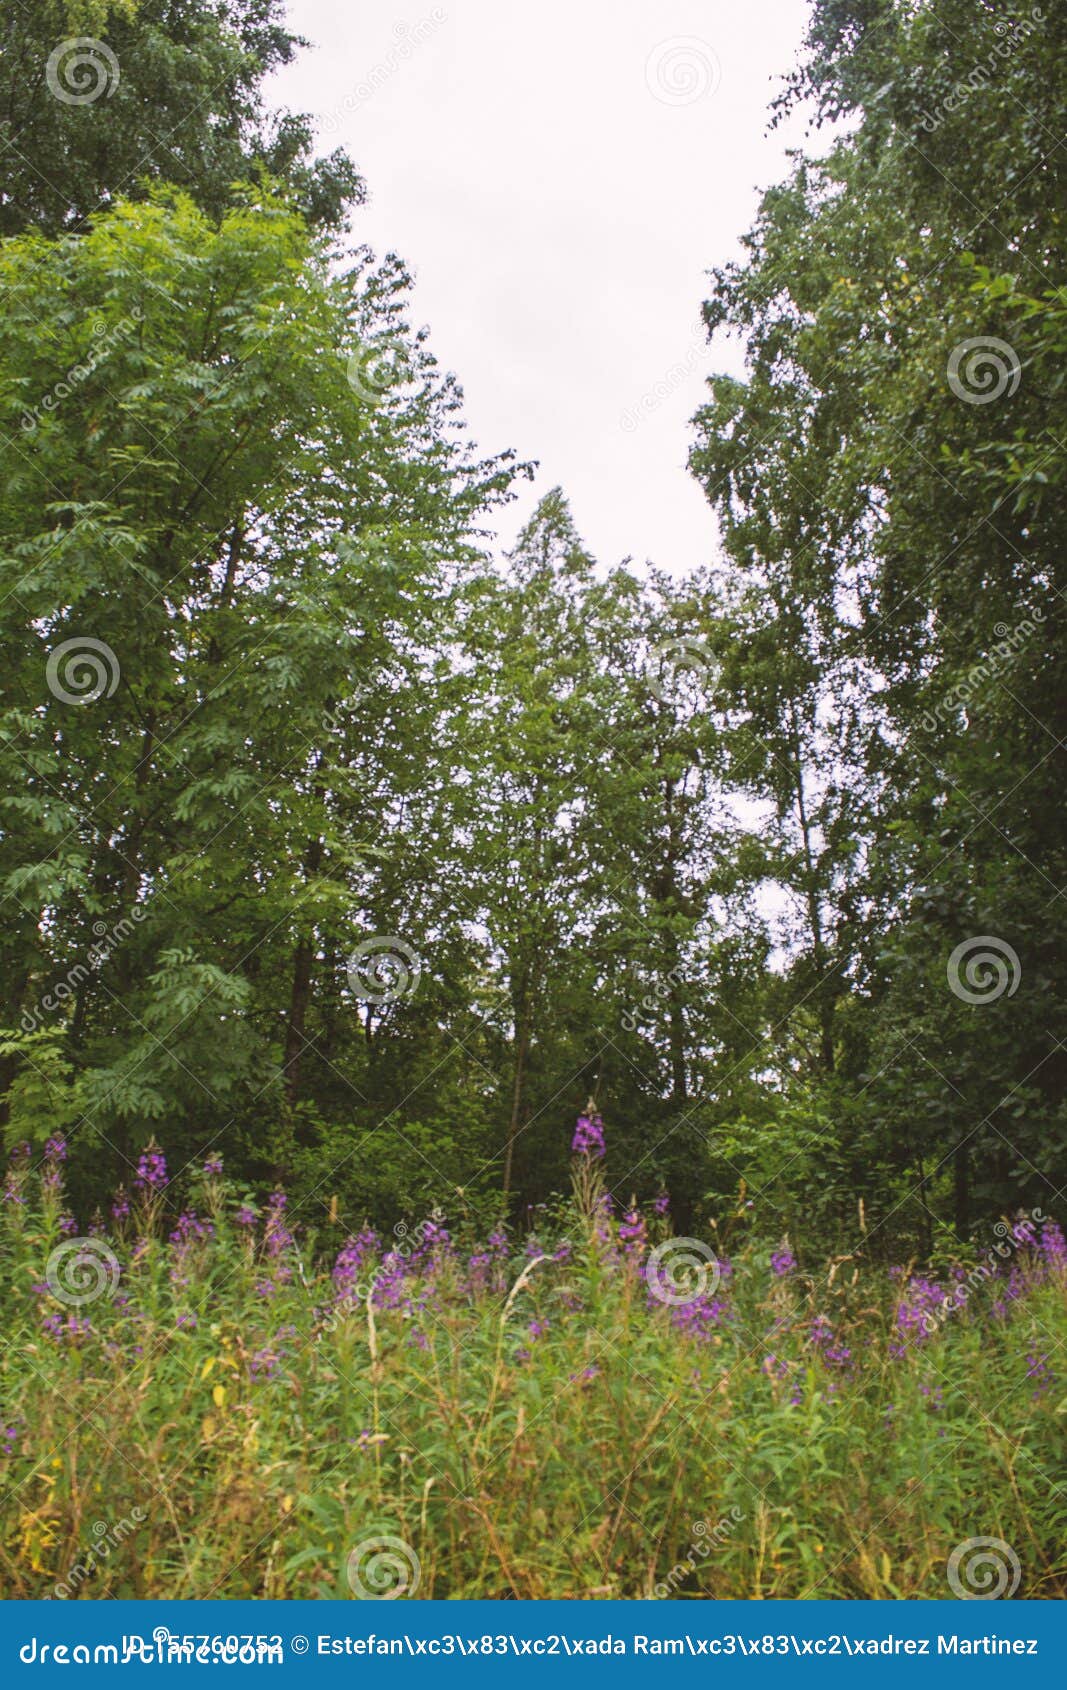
770, 1248, 795, 1277
618, 1207, 648, 1258
202, 1155, 224, 1178
235, 1204, 257, 1228
571, 1112, 605, 1158
169, 1211, 213, 1246
1039, 1221, 1067, 1274
333, 1226, 379, 1295
652, 1191, 671, 1216
110, 1187, 130, 1222
133, 1145, 168, 1192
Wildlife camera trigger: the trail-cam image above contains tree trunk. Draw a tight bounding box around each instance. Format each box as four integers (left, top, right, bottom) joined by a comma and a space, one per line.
502, 987, 532, 1195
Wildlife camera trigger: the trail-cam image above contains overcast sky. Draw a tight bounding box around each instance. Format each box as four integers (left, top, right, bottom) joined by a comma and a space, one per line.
276, 0, 814, 573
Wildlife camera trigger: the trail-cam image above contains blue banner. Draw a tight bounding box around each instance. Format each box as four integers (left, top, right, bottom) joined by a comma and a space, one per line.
2, 1600, 1063, 1685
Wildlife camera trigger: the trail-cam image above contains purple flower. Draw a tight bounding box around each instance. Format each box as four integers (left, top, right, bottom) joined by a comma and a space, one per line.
43, 1136, 68, 1163
1040, 1221, 1067, 1273
169, 1210, 213, 1246
571, 1112, 605, 1158
770, 1248, 795, 1277
202, 1155, 223, 1178
652, 1192, 671, 1216
134, 1146, 168, 1192
235, 1204, 257, 1228
110, 1187, 130, 1222
333, 1226, 379, 1294
618, 1208, 648, 1257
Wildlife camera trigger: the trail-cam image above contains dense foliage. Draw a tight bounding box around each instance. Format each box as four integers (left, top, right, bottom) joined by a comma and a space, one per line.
1, 0, 1064, 1272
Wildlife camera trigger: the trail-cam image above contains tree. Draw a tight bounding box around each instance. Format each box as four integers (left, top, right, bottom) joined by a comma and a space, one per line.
0, 0, 360, 236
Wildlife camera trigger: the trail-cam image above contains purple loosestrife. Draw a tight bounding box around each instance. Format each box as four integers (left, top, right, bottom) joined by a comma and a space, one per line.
892, 1274, 945, 1348
1040, 1220, 1067, 1274
571, 1112, 605, 1158
41, 1136, 67, 1201
134, 1145, 168, 1192
771, 1248, 795, 1277
468, 1227, 509, 1292
332, 1226, 380, 1297
618, 1207, 648, 1259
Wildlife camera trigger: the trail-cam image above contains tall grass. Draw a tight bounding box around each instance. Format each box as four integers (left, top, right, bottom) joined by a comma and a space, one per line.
1, 1137, 1064, 1599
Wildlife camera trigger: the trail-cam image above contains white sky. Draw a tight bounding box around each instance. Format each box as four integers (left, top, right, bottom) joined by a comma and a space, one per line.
276, 0, 815, 572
